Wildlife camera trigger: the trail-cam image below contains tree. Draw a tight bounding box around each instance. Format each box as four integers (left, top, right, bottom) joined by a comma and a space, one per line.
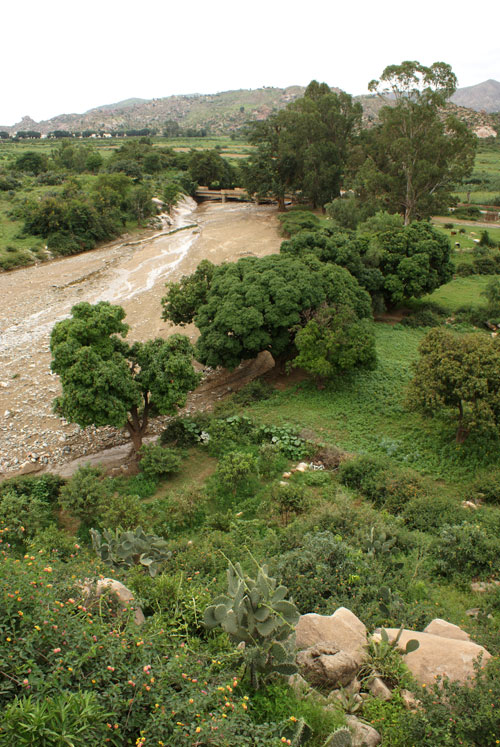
14, 151, 48, 175
50, 302, 200, 452
280, 221, 453, 309
407, 328, 500, 442
358, 61, 477, 224
292, 304, 377, 382
162, 254, 373, 370
242, 81, 361, 210
58, 465, 111, 525
188, 149, 235, 189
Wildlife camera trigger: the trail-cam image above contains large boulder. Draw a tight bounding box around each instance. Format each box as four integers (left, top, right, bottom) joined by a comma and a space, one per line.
372, 629, 490, 687
423, 618, 470, 642
296, 642, 358, 688
346, 716, 381, 746
295, 608, 367, 665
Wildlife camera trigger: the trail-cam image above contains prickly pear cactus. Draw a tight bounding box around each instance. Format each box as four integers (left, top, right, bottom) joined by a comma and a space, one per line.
90, 526, 170, 577
204, 561, 300, 687
323, 726, 352, 747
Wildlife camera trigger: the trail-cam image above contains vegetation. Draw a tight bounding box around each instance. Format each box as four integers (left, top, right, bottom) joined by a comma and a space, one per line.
50, 302, 200, 452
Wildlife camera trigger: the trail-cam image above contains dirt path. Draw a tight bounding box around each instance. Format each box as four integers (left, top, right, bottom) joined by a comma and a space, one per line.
432, 216, 500, 229
0, 199, 281, 477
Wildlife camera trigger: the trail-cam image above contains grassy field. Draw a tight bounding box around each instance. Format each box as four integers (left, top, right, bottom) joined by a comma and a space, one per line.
243, 324, 497, 486
423, 274, 496, 310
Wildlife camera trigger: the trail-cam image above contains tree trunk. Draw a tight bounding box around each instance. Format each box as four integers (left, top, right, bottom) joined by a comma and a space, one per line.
455, 401, 469, 443
277, 195, 286, 212
126, 402, 149, 456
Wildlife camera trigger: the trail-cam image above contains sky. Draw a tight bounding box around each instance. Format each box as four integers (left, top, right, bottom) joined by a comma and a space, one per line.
1, 0, 500, 126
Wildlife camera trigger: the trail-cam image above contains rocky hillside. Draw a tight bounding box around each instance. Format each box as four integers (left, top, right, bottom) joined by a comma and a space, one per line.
450, 79, 500, 113
2, 82, 498, 137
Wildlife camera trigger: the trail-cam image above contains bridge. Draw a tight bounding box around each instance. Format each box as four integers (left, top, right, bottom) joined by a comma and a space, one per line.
194, 187, 291, 206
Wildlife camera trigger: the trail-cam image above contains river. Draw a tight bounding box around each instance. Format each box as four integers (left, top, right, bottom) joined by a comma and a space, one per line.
0, 199, 281, 475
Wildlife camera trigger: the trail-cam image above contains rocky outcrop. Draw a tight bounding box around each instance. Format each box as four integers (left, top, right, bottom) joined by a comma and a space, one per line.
295, 608, 367, 665
346, 716, 382, 746
296, 643, 359, 688
371, 628, 491, 687
80, 578, 145, 625
423, 618, 471, 642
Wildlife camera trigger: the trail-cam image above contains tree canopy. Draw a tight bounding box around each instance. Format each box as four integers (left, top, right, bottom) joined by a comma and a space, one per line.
50, 302, 200, 452
280, 220, 453, 309
242, 81, 362, 210
356, 60, 476, 224
407, 327, 500, 443
162, 254, 373, 371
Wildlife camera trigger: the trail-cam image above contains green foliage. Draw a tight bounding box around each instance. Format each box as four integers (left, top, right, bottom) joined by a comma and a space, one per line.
433, 522, 500, 579
97, 491, 147, 530
161, 259, 215, 325
323, 727, 352, 747
232, 379, 274, 406
278, 209, 322, 237
138, 443, 183, 479
0, 691, 113, 746
401, 494, 467, 532
338, 455, 426, 513
0, 490, 54, 546
90, 525, 170, 577
214, 451, 259, 499
407, 327, 500, 443
160, 414, 208, 446
204, 561, 300, 688
466, 469, 500, 505
293, 304, 377, 381
0, 473, 63, 504
270, 482, 308, 526
258, 443, 287, 478
58, 464, 110, 524
50, 302, 199, 451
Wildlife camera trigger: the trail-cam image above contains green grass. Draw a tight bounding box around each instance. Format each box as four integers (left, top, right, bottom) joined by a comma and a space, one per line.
432, 220, 500, 251
243, 325, 499, 486
423, 274, 496, 310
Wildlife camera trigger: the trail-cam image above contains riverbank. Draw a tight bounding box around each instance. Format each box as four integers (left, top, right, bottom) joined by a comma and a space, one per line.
0, 199, 281, 477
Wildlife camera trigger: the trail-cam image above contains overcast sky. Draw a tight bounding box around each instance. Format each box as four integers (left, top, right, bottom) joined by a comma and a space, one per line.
1, 0, 499, 126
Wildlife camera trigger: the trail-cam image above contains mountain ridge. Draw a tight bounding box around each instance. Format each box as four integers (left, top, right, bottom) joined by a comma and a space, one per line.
2, 81, 498, 137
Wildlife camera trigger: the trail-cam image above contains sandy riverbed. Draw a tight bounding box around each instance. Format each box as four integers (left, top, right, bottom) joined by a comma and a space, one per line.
0, 198, 281, 476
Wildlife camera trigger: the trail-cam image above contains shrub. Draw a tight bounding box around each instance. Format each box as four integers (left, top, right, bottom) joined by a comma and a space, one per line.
278, 209, 321, 237
400, 308, 444, 327
160, 415, 207, 447
58, 464, 111, 525
26, 526, 82, 561
122, 472, 158, 499
154, 486, 209, 533
207, 415, 257, 456
97, 492, 147, 529
443, 222, 454, 229
0, 691, 112, 746
473, 256, 497, 275
232, 379, 273, 406
466, 470, 500, 505
455, 262, 475, 277
213, 451, 259, 499
90, 526, 170, 577
269, 482, 308, 525
337, 454, 387, 492
402, 494, 467, 532
257, 443, 287, 478
0, 490, 54, 545
433, 522, 500, 579
0, 473, 63, 504
138, 443, 183, 479
258, 423, 310, 460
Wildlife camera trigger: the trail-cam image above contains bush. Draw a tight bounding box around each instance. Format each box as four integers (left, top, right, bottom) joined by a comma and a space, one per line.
138, 443, 183, 479
231, 379, 273, 406
473, 256, 497, 275
154, 487, 209, 533
400, 308, 444, 327
160, 415, 208, 447
433, 522, 500, 579
97, 492, 147, 529
337, 454, 387, 491
0, 473, 63, 504
58, 464, 111, 525
269, 482, 308, 525
402, 494, 467, 532
278, 209, 321, 237
466, 470, 500, 505
0, 490, 54, 546
257, 443, 286, 478
213, 451, 259, 500
26, 526, 81, 561
455, 262, 475, 277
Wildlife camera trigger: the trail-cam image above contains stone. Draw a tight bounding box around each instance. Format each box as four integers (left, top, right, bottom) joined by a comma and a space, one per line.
368, 676, 392, 701
346, 715, 381, 746
462, 500, 478, 509
424, 618, 470, 642
400, 688, 419, 710
295, 462, 309, 472
288, 673, 310, 697
371, 629, 491, 687
296, 643, 358, 688
295, 608, 367, 665
471, 580, 500, 593
80, 578, 145, 625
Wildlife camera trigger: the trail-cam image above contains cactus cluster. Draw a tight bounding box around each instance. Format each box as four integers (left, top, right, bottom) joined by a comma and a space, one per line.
364, 526, 396, 557
90, 526, 170, 577
204, 561, 300, 687
323, 726, 352, 747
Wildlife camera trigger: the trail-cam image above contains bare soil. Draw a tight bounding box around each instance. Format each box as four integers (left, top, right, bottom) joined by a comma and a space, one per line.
0, 199, 281, 478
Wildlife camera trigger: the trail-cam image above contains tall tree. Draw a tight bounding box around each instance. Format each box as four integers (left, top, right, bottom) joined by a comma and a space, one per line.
242, 82, 361, 210
358, 61, 476, 224
50, 302, 199, 452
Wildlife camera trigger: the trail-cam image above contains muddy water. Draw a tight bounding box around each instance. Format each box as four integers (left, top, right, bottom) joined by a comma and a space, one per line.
0, 199, 281, 474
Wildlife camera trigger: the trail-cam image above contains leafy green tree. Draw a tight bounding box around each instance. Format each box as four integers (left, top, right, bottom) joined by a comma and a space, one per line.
14, 151, 48, 175
358, 61, 476, 224
188, 149, 235, 188
407, 327, 500, 442
292, 304, 377, 381
214, 451, 259, 498
50, 302, 200, 452
163, 255, 373, 370
162, 259, 215, 325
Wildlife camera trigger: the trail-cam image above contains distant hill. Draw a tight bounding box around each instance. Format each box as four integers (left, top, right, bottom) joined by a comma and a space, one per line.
1, 82, 498, 138
450, 79, 500, 113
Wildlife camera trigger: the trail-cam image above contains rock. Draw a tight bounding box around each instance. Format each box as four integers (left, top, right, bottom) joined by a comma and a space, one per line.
400, 688, 419, 710
346, 715, 381, 746
371, 629, 491, 687
296, 643, 358, 688
344, 677, 361, 695
80, 578, 145, 625
368, 676, 392, 701
424, 618, 470, 642
462, 500, 478, 509
295, 608, 367, 665
471, 580, 500, 593
295, 462, 309, 472
288, 673, 310, 697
